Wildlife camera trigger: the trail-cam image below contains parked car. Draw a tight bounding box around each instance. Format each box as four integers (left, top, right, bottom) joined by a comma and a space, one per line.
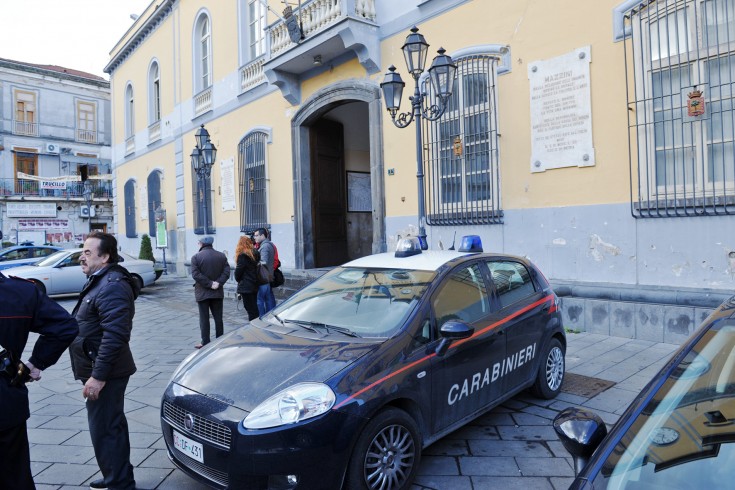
161, 236, 566, 489
554, 296, 735, 489
0, 244, 61, 270
3, 249, 157, 295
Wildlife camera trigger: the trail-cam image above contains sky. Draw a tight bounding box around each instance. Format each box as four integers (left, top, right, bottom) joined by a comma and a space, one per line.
0, 0, 154, 79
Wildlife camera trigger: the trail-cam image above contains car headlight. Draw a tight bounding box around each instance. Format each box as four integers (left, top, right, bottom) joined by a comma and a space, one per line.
243, 382, 336, 429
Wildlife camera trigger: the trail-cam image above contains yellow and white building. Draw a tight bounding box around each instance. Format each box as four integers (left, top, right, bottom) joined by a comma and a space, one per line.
107, 0, 735, 336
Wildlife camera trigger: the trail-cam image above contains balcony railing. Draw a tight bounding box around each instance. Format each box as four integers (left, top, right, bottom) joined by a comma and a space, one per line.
125, 135, 135, 155
13, 120, 39, 136
240, 58, 266, 93
270, 0, 376, 55
0, 178, 112, 199
76, 129, 97, 144
194, 87, 213, 117
148, 120, 161, 143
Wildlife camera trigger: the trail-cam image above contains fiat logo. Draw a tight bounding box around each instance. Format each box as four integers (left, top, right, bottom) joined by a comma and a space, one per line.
184, 414, 195, 431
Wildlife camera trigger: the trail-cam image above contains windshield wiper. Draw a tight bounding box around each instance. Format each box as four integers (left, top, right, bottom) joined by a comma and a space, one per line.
283, 319, 361, 337
270, 313, 285, 326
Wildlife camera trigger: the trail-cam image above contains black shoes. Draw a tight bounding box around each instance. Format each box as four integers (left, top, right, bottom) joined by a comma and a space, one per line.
89, 480, 107, 490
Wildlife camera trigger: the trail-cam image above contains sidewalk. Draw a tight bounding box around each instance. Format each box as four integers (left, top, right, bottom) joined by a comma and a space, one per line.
23, 275, 681, 490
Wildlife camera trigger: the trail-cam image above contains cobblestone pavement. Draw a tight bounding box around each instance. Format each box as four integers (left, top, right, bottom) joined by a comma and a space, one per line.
22, 275, 681, 490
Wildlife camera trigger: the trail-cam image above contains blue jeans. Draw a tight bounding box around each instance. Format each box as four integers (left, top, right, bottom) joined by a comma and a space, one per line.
257, 283, 276, 316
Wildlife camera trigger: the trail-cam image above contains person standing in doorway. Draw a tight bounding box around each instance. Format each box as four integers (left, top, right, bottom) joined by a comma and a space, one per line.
234, 235, 260, 321
191, 236, 230, 348
253, 228, 276, 315
69, 231, 138, 490
1, 272, 78, 490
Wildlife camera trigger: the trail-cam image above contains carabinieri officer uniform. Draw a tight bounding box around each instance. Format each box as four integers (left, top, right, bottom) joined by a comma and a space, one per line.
0, 271, 78, 490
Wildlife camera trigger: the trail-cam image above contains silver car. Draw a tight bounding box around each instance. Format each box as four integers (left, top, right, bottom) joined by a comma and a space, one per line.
3, 249, 156, 295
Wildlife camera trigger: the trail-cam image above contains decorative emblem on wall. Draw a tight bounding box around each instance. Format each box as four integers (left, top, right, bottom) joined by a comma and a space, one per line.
284, 5, 304, 44
453, 136, 463, 157
687, 89, 705, 117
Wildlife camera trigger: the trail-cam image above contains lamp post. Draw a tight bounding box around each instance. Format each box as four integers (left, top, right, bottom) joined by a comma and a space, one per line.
82, 180, 93, 231
190, 124, 217, 235
380, 26, 457, 250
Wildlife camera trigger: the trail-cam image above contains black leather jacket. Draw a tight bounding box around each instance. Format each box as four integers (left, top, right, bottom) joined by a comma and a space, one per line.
235, 249, 260, 294
69, 264, 138, 382
0, 272, 78, 431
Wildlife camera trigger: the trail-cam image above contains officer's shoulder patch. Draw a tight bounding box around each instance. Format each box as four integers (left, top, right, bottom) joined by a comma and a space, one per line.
8, 275, 35, 284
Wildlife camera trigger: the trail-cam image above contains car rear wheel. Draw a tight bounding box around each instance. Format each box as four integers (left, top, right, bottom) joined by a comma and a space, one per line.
532, 338, 565, 399
30, 279, 46, 295
346, 407, 421, 490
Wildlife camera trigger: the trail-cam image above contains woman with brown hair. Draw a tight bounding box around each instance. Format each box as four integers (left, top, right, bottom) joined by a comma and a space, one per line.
234, 235, 260, 321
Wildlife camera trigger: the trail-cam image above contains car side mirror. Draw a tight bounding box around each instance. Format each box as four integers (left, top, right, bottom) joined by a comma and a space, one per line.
553, 407, 608, 476
435, 320, 474, 357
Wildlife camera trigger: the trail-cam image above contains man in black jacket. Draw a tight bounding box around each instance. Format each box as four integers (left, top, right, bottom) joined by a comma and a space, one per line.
69, 231, 138, 490
1, 272, 78, 490
191, 236, 230, 348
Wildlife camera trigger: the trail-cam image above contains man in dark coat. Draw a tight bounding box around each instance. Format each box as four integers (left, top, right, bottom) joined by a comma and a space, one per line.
191, 236, 230, 348
1, 272, 78, 490
69, 231, 138, 490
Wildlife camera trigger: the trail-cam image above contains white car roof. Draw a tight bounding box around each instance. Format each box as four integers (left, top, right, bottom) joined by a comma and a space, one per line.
343, 250, 476, 271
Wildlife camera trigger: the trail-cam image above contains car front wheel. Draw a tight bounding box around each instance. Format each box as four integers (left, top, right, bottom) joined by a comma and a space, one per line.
532, 338, 565, 399
346, 407, 421, 490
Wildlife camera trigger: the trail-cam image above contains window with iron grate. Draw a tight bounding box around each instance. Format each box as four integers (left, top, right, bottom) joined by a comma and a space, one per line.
625, 0, 735, 217
422, 54, 503, 225
238, 131, 269, 233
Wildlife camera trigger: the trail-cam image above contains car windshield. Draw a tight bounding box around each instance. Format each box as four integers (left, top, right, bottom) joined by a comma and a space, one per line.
35, 251, 71, 267
594, 321, 735, 488
269, 267, 436, 338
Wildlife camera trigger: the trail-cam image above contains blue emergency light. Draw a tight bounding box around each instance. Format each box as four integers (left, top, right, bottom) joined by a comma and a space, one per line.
395, 237, 423, 257
458, 235, 483, 253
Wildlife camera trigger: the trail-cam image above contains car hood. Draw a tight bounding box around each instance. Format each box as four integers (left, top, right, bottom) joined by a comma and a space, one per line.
2, 264, 43, 276
171, 324, 378, 411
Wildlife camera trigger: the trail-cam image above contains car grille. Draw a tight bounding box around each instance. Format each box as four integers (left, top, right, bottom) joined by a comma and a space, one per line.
163, 401, 232, 450
171, 447, 230, 488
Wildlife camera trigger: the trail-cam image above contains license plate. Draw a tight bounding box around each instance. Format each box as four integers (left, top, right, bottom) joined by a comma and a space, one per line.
173, 429, 204, 463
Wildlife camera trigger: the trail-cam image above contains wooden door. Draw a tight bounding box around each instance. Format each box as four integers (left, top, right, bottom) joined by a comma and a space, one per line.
310, 119, 348, 267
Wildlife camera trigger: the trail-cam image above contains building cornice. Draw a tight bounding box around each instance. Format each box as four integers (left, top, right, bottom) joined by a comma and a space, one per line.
104, 0, 176, 75
0, 59, 109, 88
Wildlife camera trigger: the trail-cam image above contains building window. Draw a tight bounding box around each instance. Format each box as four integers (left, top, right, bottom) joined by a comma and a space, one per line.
76, 101, 97, 143
125, 84, 135, 138
423, 54, 502, 225
13, 90, 38, 136
14, 150, 39, 195
247, 0, 266, 60
149, 61, 161, 123
195, 13, 212, 92
626, 0, 735, 217
124, 180, 137, 238
238, 131, 269, 233
147, 171, 162, 236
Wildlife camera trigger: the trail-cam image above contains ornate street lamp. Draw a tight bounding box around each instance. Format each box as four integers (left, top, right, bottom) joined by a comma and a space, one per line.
190, 124, 217, 234
381, 26, 457, 250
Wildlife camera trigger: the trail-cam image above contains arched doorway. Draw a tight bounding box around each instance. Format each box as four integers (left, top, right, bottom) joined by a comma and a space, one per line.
291, 81, 386, 269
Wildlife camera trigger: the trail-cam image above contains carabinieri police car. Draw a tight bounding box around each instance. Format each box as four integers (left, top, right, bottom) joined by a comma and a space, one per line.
161, 236, 566, 490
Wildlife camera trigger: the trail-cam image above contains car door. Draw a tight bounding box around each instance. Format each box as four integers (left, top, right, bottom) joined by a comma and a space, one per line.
484, 259, 548, 393
429, 261, 505, 435
50, 251, 84, 294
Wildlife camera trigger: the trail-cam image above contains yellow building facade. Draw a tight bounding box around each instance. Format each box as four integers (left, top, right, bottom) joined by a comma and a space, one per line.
107, 0, 735, 297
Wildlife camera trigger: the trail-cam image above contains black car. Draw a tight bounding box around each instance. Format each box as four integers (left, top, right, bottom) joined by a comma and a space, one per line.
554, 296, 735, 489
161, 236, 566, 489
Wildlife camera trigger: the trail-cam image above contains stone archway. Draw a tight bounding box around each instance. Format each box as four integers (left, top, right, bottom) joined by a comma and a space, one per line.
291, 80, 386, 269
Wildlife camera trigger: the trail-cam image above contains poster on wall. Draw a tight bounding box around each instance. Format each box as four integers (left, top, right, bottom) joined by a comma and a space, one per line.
139, 184, 148, 220
220, 158, 236, 211
6, 202, 58, 217
528, 45, 595, 173
347, 172, 372, 212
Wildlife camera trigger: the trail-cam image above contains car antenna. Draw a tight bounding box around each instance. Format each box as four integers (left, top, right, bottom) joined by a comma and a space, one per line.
448, 231, 456, 250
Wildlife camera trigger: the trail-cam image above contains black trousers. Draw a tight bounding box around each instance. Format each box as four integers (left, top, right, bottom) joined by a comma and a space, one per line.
198, 298, 224, 345
0, 421, 35, 490
241, 292, 259, 321
86, 376, 135, 490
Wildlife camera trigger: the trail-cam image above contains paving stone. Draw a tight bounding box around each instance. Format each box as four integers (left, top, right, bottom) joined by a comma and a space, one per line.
468, 440, 552, 458
446, 424, 500, 440
412, 475, 473, 490
33, 463, 100, 486
424, 439, 470, 456
512, 412, 554, 425
417, 456, 459, 475
28, 428, 79, 445
551, 476, 576, 489
472, 476, 553, 489
497, 425, 559, 441
583, 387, 639, 414
31, 443, 95, 464
516, 457, 574, 477
458, 456, 519, 476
